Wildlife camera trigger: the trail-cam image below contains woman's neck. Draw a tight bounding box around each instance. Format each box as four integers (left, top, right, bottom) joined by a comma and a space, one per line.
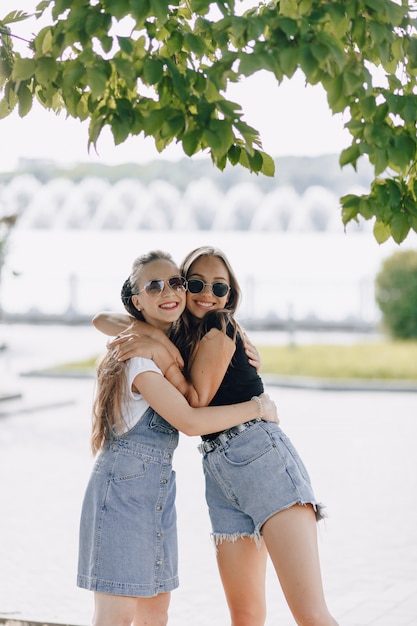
153, 321, 173, 335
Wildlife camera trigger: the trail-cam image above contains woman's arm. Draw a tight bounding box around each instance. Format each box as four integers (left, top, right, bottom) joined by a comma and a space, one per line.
184, 328, 236, 406
133, 371, 278, 436
107, 321, 261, 407
113, 336, 189, 395
92, 311, 134, 335
110, 329, 233, 405
94, 311, 184, 368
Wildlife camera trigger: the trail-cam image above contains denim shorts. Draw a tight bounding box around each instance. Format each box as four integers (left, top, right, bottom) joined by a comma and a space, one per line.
199, 420, 324, 543
77, 407, 179, 597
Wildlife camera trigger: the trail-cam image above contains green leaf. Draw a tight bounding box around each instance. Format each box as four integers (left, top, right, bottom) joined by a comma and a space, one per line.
373, 220, 391, 244
62, 61, 85, 93
0, 88, 17, 118
407, 37, 417, 69
161, 114, 184, 140
239, 50, 273, 76
358, 197, 375, 220
40, 28, 54, 55
188, 0, 212, 13
142, 108, 166, 134
35, 57, 58, 84
130, 0, 151, 23
343, 71, 364, 97
11, 57, 36, 81
323, 74, 346, 113
279, 46, 299, 78
184, 33, 207, 55
88, 114, 106, 147
403, 96, 417, 125
227, 144, 241, 165
113, 57, 136, 86
247, 149, 263, 172
164, 31, 183, 56
17, 83, 33, 117
279, 0, 300, 20
143, 58, 164, 85
374, 149, 389, 176
107, 0, 130, 21
203, 119, 234, 156
86, 66, 108, 99
149, 0, 170, 21
390, 135, 416, 171
111, 116, 131, 145
259, 151, 275, 177
1, 10, 31, 25
182, 129, 202, 156
385, 0, 406, 26
339, 144, 361, 169
299, 45, 319, 79
278, 17, 298, 38
390, 212, 410, 244
341, 193, 361, 225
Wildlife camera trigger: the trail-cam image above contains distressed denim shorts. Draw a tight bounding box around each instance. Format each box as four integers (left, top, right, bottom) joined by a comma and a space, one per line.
77, 407, 179, 597
199, 420, 324, 544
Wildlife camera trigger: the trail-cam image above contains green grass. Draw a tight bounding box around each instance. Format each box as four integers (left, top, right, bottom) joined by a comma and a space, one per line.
258, 341, 417, 380
50, 340, 417, 381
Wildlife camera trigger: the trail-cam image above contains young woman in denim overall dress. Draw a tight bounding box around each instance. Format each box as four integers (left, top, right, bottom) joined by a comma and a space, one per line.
95, 247, 339, 626
77, 250, 278, 626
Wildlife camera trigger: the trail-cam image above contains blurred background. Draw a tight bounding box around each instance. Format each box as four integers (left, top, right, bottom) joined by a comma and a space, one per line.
1, 154, 416, 332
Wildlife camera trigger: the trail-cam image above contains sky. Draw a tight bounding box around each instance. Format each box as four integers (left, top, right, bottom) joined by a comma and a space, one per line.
0, 3, 351, 171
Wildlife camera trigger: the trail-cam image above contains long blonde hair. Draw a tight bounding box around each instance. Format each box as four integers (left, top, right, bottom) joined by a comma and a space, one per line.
177, 246, 242, 372
91, 250, 178, 455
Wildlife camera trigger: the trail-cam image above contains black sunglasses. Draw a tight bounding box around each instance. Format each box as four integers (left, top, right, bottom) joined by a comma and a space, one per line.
139, 276, 187, 296
187, 279, 230, 298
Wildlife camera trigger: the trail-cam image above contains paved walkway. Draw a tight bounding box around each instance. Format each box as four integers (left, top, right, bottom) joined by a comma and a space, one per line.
0, 323, 416, 626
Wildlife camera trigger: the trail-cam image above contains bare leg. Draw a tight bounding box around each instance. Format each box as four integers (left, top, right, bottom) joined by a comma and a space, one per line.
262, 505, 338, 626
133, 593, 171, 626
216, 536, 268, 626
93, 591, 171, 626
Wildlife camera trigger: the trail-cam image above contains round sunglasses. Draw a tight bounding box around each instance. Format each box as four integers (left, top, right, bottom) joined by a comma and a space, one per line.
187, 278, 230, 298
139, 275, 187, 296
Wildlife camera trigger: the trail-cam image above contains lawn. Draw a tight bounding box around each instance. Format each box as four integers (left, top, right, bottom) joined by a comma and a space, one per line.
258, 341, 417, 380
54, 341, 417, 381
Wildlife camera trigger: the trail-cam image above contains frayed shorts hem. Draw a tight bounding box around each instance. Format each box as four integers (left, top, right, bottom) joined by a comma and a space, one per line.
211, 530, 263, 548
211, 500, 326, 548
77, 575, 179, 597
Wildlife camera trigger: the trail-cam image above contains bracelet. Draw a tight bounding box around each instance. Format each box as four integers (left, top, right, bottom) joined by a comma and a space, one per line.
251, 395, 263, 419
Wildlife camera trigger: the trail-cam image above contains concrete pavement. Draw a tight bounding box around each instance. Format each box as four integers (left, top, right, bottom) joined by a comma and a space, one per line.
0, 323, 416, 626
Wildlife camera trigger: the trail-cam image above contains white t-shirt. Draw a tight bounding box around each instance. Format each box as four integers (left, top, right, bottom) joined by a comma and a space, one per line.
119, 357, 163, 433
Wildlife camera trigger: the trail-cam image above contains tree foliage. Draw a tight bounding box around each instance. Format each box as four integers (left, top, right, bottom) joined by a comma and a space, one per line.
1, 0, 417, 243
375, 249, 417, 339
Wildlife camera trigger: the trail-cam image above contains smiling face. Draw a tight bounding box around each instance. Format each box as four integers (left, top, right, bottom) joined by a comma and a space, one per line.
185, 255, 231, 320
131, 258, 186, 333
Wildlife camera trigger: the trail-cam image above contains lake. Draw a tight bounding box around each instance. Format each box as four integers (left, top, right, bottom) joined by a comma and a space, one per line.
1, 228, 415, 323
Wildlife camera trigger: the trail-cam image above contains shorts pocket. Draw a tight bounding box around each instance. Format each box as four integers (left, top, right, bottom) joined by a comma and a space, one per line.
222, 425, 273, 466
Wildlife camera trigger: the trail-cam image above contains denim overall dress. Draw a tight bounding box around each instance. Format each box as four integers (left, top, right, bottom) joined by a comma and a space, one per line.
77, 403, 179, 597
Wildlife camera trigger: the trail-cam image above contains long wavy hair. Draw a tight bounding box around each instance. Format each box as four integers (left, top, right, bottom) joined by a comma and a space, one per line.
91, 250, 178, 455
177, 246, 243, 372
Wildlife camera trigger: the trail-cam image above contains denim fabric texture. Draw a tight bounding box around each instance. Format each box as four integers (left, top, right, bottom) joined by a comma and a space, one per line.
77, 407, 179, 597
201, 421, 324, 542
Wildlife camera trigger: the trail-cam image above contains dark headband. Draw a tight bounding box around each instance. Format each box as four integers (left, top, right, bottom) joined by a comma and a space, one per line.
121, 277, 142, 319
